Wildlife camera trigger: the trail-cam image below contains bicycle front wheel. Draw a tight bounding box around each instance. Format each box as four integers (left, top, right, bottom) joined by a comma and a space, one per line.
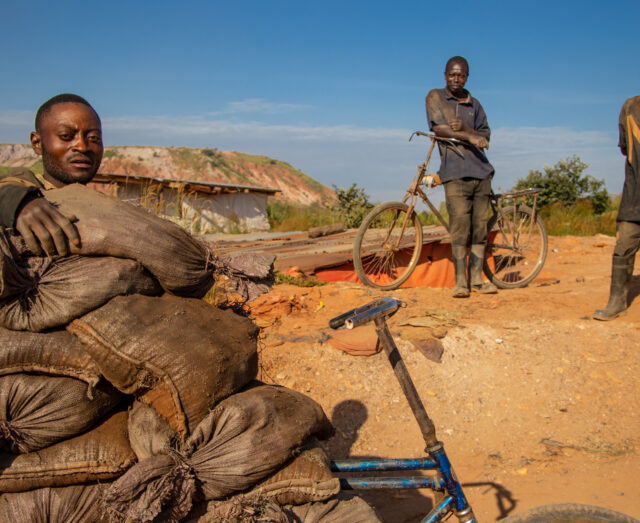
353, 201, 423, 290
483, 204, 548, 289
501, 503, 638, 522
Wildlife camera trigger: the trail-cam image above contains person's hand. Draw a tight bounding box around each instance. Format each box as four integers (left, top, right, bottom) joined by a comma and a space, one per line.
15, 197, 79, 256
448, 119, 463, 132
469, 135, 489, 149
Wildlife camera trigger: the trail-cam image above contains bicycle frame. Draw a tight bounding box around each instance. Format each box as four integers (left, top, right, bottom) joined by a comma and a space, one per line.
398, 133, 543, 254
490, 189, 542, 253
402, 134, 450, 233
329, 298, 477, 523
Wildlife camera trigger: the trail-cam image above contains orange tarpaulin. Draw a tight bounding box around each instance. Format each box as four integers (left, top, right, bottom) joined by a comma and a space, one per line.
315, 241, 494, 288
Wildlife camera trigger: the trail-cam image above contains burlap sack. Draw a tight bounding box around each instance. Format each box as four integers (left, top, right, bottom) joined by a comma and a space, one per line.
105, 385, 333, 522
282, 494, 382, 523
0, 484, 109, 522
44, 184, 215, 297
0, 328, 101, 388
0, 229, 161, 332
68, 294, 259, 438
0, 374, 121, 454
189, 494, 381, 523
0, 410, 135, 492
243, 443, 339, 506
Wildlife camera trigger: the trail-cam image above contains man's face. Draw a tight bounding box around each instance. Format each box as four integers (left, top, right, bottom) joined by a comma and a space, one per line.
30, 102, 103, 187
445, 62, 468, 97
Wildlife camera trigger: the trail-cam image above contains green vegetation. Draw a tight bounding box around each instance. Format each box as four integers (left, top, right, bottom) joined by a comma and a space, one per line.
329, 183, 374, 228
275, 271, 327, 287
102, 150, 122, 159
234, 152, 329, 194
513, 155, 616, 236
201, 148, 218, 158
267, 201, 335, 232
418, 201, 449, 226
169, 147, 210, 172
539, 200, 618, 236
513, 155, 609, 214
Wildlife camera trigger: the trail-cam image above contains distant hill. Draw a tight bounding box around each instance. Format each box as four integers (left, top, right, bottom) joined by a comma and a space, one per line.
0, 144, 336, 206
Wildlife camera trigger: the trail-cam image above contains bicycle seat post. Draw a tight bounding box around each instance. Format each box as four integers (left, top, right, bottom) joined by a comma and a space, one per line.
373, 315, 438, 449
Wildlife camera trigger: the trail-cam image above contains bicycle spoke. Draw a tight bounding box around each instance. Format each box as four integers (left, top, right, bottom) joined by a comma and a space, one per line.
484, 205, 548, 289
354, 202, 424, 290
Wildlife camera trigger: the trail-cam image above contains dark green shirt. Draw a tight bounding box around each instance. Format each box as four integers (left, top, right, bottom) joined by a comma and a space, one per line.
0, 168, 44, 228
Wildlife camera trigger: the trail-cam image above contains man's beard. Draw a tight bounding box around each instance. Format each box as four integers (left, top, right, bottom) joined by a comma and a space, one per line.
42, 147, 98, 185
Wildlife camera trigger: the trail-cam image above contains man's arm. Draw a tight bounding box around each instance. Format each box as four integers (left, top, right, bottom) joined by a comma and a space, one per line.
426, 91, 488, 148
432, 123, 489, 149
0, 170, 79, 256
15, 195, 80, 256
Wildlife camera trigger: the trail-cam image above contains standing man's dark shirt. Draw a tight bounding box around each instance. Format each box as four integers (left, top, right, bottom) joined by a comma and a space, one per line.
425, 88, 494, 182
617, 95, 640, 222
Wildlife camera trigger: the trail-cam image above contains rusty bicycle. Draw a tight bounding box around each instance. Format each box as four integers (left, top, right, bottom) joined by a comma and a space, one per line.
353, 132, 548, 291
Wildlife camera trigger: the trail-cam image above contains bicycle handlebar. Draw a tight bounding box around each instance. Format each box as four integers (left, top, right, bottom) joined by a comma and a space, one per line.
409, 131, 464, 145
329, 297, 405, 330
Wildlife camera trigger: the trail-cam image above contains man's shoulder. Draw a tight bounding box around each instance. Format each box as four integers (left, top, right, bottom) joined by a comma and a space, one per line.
426, 88, 447, 100
621, 96, 640, 119
0, 167, 42, 187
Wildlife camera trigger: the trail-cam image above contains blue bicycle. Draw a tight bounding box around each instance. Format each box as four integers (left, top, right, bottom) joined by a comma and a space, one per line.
328, 298, 638, 523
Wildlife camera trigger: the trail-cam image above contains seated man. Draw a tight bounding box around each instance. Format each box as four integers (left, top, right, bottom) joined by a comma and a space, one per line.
425, 56, 497, 297
0, 93, 103, 256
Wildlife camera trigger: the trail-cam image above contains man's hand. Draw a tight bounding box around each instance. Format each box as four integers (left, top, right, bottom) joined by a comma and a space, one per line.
15, 197, 79, 256
448, 118, 463, 132
469, 134, 489, 149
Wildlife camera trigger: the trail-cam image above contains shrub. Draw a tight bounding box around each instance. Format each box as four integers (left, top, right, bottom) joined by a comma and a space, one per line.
329, 184, 373, 229
513, 155, 609, 214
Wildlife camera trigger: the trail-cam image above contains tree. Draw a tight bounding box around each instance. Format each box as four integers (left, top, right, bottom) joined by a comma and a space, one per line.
513, 156, 609, 214
330, 183, 373, 229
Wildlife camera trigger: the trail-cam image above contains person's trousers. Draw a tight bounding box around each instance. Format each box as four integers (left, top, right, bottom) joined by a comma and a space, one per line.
613, 220, 640, 258
444, 177, 492, 247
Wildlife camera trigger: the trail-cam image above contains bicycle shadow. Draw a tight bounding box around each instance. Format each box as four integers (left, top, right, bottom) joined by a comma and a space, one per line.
326, 399, 517, 522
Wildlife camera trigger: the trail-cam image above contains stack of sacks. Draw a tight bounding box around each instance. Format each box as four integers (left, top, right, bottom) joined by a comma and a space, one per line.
0, 184, 380, 522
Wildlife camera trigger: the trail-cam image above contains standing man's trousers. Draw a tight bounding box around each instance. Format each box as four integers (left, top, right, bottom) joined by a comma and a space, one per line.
444, 177, 492, 247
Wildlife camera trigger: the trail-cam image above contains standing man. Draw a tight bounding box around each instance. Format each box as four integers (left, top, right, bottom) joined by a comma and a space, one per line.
0, 93, 103, 256
426, 56, 497, 297
594, 96, 640, 320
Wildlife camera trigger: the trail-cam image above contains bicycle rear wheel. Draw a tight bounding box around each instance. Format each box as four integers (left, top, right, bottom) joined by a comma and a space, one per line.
501, 503, 638, 522
483, 204, 548, 289
353, 201, 423, 290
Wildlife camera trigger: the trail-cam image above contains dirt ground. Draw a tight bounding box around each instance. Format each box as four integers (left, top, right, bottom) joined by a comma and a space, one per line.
246, 235, 640, 522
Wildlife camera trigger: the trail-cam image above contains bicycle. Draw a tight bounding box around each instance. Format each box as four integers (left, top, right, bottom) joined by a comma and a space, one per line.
353, 132, 548, 291
328, 297, 638, 523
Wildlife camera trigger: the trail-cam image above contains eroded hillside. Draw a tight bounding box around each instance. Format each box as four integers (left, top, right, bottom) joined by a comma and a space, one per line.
0, 144, 335, 206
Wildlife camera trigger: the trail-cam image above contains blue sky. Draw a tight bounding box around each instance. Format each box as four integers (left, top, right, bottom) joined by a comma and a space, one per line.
1, 1, 638, 204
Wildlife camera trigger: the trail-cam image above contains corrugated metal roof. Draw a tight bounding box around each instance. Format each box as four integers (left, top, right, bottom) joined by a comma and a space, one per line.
92, 172, 281, 195
208, 225, 449, 274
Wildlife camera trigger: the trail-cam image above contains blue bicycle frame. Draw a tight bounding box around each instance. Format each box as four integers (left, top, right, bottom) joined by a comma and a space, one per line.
329, 297, 477, 523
